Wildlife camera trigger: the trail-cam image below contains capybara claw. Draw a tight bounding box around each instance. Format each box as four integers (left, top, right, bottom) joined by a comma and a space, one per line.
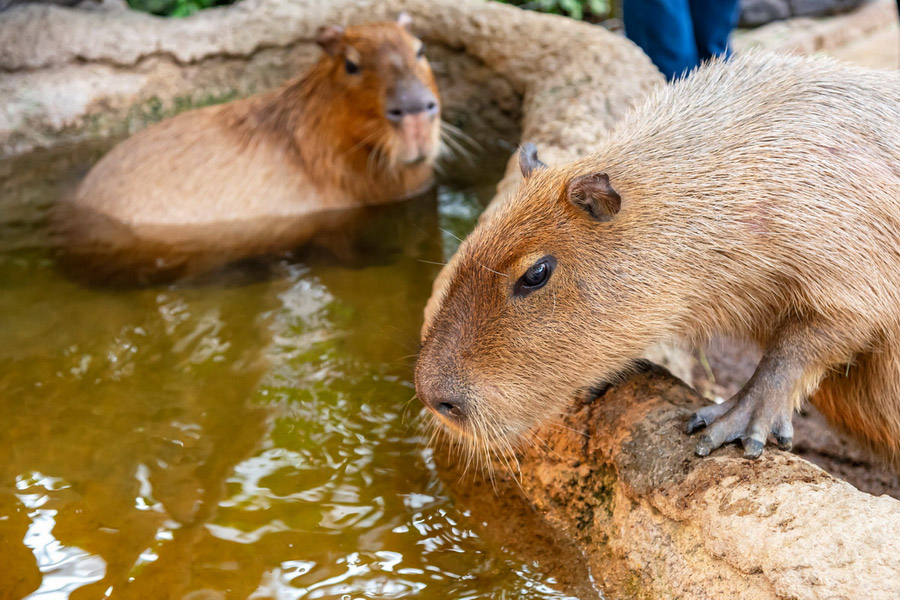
695, 436, 714, 457
742, 438, 765, 459
773, 419, 794, 451
685, 399, 734, 436
774, 434, 793, 451
686, 413, 707, 434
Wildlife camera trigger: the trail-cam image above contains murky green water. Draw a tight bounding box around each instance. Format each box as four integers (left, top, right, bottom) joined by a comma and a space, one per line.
0, 143, 588, 599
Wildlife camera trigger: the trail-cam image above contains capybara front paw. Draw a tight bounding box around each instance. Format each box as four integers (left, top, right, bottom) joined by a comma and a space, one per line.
687, 394, 793, 459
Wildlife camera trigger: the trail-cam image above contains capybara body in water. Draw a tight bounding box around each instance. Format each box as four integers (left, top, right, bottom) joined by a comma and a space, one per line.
59, 15, 440, 281
415, 51, 900, 466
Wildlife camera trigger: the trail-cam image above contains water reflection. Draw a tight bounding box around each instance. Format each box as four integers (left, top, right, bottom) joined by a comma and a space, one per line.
15, 474, 106, 600
0, 142, 590, 600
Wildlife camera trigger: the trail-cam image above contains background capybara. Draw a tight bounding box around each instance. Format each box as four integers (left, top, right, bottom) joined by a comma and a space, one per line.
56, 14, 441, 283
415, 50, 900, 467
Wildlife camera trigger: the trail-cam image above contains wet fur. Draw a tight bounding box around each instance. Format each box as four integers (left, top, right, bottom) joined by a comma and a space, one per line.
417, 50, 900, 468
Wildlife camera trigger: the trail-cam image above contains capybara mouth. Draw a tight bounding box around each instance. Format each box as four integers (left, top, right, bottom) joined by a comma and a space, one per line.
394, 113, 438, 165
396, 136, 436, 166
421, 395, 468, 431
427, 408, 466, 433
419, 393, 541, 448
404, 153, 429, 166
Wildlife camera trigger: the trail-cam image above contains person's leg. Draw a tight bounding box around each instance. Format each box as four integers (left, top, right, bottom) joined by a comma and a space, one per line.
688, 0, 741, 62
624, 0, 699, 81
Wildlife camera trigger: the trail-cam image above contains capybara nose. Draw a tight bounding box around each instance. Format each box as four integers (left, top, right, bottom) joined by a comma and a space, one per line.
386, 83, 439, 123
422, 394, 468, 421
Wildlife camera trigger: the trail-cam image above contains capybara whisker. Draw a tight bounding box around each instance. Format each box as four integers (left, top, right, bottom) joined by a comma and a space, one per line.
417, 259, 449, 267
441, 121, 481, 150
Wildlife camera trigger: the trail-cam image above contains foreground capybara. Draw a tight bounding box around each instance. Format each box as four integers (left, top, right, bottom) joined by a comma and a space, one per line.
415, 50, 900, 466
57, 14, 440, 282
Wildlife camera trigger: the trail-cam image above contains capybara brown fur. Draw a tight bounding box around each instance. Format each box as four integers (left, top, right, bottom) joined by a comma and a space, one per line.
58, 15, 440, 282
415, 50, 900, 467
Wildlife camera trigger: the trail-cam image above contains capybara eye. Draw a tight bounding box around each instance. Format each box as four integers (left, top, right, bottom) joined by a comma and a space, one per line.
514, 256, 556, 297
524, 262, 548, 287
345, 59, 360, 75
416, 44, 425, 59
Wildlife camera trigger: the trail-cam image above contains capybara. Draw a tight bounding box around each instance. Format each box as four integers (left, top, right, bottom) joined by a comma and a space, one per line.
415, 50, 900, 466
58, 14, 440, 281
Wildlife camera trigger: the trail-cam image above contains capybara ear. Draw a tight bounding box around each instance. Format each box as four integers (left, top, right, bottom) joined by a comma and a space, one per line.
566, 172, 621, 221
519, 143, 548, 178
316, 25, 345, 56
397, 12, 412, 29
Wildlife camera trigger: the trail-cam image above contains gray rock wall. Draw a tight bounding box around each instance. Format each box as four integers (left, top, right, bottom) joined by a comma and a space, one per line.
741, 0, 867, 27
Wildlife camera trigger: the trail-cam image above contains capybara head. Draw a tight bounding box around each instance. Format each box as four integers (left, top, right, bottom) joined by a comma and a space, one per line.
315, 14, 441, 168
415, 145, 664, 449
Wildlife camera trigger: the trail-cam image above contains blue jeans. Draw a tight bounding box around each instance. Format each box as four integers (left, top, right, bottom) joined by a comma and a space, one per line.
624, 0, 741, 81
